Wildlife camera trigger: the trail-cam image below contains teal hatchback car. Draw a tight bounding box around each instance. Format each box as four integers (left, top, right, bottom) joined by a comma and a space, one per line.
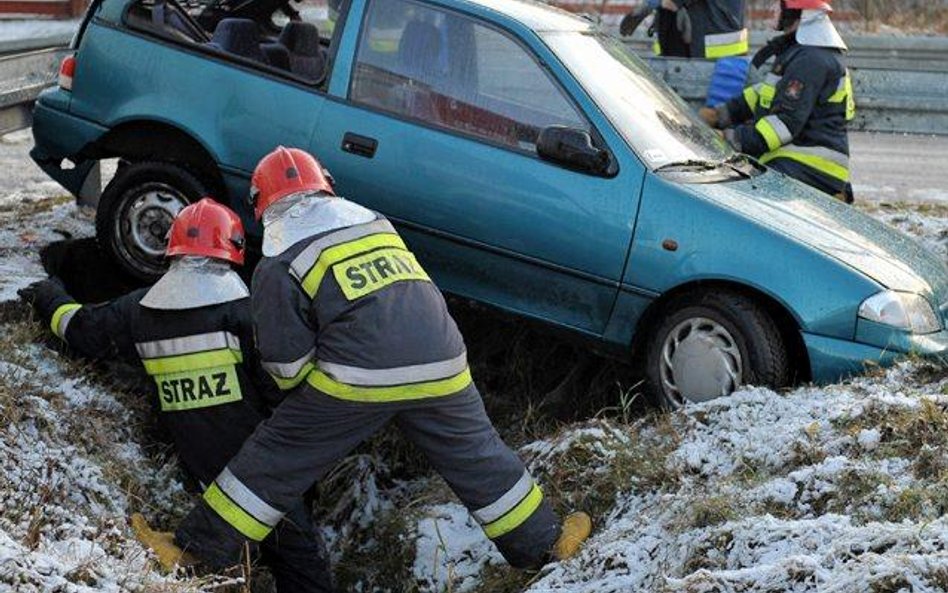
30, 0, 948, 407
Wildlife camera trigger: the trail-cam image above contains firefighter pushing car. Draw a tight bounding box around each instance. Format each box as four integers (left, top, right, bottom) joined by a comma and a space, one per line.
132, 147, 592, 572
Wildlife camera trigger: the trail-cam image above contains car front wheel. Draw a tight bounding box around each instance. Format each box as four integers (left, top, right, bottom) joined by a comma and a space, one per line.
95, 161, 208, 282
644, 290, 791, 409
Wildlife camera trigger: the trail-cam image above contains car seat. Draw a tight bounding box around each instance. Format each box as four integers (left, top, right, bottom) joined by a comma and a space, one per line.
278, 22, 327, 81
261, 42, 292, 71
206, 18, 268, 64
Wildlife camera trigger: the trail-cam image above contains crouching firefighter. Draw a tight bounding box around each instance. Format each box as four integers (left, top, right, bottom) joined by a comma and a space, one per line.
19, 199, 334, 593
142, 147, 592, 571
700, 0, 856, 202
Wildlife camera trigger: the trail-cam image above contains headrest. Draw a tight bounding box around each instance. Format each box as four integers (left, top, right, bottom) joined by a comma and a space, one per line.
211, 18, 266, 62
397, 21, 441, 80
279, 21, 321, 56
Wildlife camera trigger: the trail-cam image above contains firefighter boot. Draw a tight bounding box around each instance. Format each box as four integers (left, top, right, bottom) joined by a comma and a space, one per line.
131, 513, 199, 571
552, 512, 592, 561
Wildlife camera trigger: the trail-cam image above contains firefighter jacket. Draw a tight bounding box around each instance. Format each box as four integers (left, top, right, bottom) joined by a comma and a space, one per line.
655, 0, 748, 59
717, 40, 855, 195
253, 195, 470, 403
30, 265, 279, 487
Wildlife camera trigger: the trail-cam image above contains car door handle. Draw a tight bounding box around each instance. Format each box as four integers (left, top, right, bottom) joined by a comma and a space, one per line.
341, 133, 378, 159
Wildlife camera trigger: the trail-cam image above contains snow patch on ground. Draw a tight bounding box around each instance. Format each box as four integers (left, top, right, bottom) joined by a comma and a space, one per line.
413, 503, 504, 593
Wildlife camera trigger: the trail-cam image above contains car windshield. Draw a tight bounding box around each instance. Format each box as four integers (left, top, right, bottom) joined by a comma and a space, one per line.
542, 31, 735, 170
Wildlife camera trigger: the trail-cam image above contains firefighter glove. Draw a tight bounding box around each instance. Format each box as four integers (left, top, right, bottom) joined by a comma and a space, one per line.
18, 277, 66, 308
676, 6, 693, 45
698, 107, 719, 128
130, 513, 199, 572
553, 511, 592, 561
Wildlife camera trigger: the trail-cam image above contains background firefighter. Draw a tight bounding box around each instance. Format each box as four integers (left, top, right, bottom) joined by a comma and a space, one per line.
700, 0, 856, 201
155, 147, 593, 572
620, 0, 748, 60
19, 199, 334, 592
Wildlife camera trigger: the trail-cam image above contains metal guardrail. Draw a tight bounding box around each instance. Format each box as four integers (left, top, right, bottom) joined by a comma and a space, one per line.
644, 56, 948, 136
0, 36, 944, 138
0, 47, 68, 134
626, 30, 948, 72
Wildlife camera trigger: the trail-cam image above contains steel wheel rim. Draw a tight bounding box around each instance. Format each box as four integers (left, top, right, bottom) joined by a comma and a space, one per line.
659, 316, 743, 406
115, 183, 188, 273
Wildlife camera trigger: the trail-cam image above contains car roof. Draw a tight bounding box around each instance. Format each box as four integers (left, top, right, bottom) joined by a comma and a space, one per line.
454, 0, 594, 32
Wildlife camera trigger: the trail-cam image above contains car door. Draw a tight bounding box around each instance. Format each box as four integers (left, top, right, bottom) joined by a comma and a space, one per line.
313, 0, 644, 335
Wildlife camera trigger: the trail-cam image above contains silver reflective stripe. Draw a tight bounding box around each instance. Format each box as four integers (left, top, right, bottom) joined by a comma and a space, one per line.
216, 467, 284, 527
704, 28, 748, 47
763, 115, 794, 144
473, 470, 535, 525
58, 308, 80, 338
783, 143, 850, 167
262, 348, 316, 380
135, 331, 241, 359
764, 73, 783, 87
317, 351, 468, 387
289, 219, 396, 281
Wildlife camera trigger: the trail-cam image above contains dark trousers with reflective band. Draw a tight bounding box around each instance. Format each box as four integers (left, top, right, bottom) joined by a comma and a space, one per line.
259, 504, 334, 593
179, 385, 559, 569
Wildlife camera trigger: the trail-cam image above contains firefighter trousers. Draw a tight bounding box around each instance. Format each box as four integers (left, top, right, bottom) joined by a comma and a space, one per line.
179, 385, 560, 570
259, 503, 334, 593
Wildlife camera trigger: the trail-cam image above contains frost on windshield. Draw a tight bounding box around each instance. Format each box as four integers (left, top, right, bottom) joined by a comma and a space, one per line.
544, 31, 734, 169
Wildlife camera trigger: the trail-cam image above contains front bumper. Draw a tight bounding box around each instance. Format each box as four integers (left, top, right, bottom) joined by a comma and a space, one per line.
803, 327, 948, 384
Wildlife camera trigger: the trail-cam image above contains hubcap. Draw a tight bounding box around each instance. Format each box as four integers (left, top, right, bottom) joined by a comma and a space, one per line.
117, 184, 188, 268
660, 317, 743, 406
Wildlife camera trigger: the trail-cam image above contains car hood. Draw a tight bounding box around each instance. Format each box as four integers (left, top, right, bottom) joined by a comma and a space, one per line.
694, 169, 948, 306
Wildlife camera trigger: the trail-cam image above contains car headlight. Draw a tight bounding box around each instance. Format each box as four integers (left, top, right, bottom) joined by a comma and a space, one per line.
858, 291, 941, 334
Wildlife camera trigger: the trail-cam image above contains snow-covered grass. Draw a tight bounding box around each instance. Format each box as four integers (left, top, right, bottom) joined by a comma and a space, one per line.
0, 130, 946, 592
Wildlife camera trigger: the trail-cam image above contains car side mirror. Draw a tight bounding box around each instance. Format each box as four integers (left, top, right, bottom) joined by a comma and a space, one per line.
537, 126, 610, 176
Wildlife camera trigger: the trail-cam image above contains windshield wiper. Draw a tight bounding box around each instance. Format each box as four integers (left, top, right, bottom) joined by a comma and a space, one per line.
653, 159, 723, 173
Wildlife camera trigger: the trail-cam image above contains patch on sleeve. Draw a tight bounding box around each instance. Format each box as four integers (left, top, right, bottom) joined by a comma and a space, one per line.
784, 79, 805, 101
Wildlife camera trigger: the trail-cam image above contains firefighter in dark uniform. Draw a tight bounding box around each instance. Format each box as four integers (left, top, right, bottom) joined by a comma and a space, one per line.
136, 147, 592, 572
19, 199, 334, 592
700, 0, 856, 201
620, 0, 748, 60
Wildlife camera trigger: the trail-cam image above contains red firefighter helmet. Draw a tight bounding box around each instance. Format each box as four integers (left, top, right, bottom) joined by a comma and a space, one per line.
783, 0, 831, 10
166, 198, 246, 265
250, 146, 335, 220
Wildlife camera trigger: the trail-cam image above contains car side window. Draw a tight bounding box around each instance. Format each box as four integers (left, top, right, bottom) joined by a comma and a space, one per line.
350, 0, 590, 153
125, 0, 341, 86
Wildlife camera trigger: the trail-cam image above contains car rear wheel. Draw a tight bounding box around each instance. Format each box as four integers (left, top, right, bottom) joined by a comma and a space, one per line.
95, 161, 208, 282
644, 290, 790, 409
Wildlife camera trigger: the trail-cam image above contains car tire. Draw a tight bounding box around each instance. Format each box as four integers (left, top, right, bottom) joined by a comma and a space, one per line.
95, 161, 209, 282
644, 290, 790, 409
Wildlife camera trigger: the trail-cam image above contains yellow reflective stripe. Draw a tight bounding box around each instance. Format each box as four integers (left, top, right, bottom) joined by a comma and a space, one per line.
743, 86, 759, 113
271, 361, 315, 391
306, 367, 472, 403
299, 233, 407, 298
482, 484, 544, 539
142, 348, 243, 375
333, 248, 430, 301
761, 148, 851, 182
203, 483, 273, 541
755, 118, 783, 152
828, 73, 856, 121
759, 84, 776, 109
50, 303, 81, 339
652, 40, 661, 56
705, 38, 749, 59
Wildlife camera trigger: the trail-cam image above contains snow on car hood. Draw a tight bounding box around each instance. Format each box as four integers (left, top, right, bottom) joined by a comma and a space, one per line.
699, 169, 948, 305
